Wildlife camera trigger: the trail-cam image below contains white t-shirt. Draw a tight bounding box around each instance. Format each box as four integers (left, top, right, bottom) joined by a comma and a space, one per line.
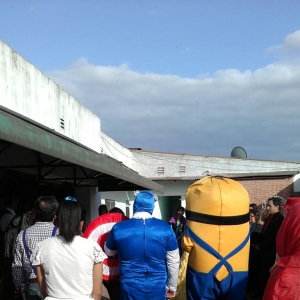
31, 235, 107, 299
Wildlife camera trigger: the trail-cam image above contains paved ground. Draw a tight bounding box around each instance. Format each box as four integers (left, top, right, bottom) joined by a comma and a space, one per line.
102, 284, 110, 300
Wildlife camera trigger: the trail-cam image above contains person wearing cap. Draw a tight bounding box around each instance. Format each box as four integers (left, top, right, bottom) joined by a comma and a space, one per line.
105, 190, 180, 300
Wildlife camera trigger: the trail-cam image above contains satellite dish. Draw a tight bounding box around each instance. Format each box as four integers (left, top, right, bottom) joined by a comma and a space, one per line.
231, 146, 247, 159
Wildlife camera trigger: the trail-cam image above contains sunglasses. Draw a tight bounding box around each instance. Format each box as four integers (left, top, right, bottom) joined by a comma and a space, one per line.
65, 196, 77, 202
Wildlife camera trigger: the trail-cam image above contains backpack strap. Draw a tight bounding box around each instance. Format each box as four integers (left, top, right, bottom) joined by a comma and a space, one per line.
22, 229, 37, 276
52, 226, 57, 236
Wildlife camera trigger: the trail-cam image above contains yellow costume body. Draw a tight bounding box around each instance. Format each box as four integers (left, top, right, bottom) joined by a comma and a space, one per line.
182, 176, 250, 300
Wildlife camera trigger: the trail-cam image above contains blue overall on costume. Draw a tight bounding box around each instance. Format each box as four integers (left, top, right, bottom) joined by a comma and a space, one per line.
185, 227, 249, 300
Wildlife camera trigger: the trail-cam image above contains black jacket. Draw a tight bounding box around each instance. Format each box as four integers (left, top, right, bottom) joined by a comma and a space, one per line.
260, 212, 284, 255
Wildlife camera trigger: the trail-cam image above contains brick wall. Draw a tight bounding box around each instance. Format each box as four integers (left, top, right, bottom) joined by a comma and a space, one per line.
236, 176, 294, 205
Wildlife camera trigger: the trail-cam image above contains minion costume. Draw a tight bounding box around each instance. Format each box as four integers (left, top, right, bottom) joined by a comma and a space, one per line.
105, 191, 180, 300
182, 176, 250, 300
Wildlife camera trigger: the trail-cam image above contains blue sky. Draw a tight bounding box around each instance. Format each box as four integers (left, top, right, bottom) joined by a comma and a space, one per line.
1, 1, 299, 75
1, 1, 300, 161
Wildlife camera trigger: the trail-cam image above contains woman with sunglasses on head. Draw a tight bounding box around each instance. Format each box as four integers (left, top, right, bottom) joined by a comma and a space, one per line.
31, 196, 107, 300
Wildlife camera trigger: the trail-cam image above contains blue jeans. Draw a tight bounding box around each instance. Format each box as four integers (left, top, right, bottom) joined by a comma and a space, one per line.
25, 283, 43, 300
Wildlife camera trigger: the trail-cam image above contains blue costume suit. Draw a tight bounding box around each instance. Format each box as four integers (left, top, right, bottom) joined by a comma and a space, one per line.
106, 217, 178, 300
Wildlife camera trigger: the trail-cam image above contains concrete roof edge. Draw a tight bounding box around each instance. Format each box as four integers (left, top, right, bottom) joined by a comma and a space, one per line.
148, 171, 299, 181
130, 149, 300, 164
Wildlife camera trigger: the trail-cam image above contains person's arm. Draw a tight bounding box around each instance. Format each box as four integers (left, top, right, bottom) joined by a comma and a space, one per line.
92, 262, 103, 300
181, 234, 193, 253
104, 226, 117, 257
165, 248, 180, 298
31, 241, 46, 297
12, 232, 26, 293
269, 253, 280, 273
104, 242, 117, 257
91, 242, 107, 300
36, 265, 47, 298
165, 230, 180, 298
169, 216, 176, 225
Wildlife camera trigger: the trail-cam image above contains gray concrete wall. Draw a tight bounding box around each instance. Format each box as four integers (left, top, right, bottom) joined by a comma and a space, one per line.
0, 40, 101, 153
0, 40, 136, 170
131, 150, 300, 179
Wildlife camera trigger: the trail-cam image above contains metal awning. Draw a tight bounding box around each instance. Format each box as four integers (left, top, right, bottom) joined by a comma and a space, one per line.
0, 107, 164, 193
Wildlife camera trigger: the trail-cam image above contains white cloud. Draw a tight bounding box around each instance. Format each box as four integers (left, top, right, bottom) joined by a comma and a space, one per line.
47, 31, 300, 161
267, 30, 300, 63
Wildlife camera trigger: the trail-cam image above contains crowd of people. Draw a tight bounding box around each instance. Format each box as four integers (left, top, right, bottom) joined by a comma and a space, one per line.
0, 191, 180, 300
1, 179, 300, 300
246, 198, 284, 300
1, 194, 107, 300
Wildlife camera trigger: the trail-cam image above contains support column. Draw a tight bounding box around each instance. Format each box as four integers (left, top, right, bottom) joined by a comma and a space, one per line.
90, 187, 102, 221
74, 186, 101, 224
180, 196, 186, 208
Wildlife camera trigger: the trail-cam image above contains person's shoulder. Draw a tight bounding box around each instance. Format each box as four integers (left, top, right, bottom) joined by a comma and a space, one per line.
16, 224, 32, 239
25, 222, 55, 237
37, 235, 57, 248
152, 218, 172, 227
0, 207, 11, 218
28, 221, 54, 229
274, 212, 284, 221
22, 222, 38, 234
77, 236, 100, 249
77, 235, 92, 244
15, 228, 25, 244
113, 218, 132, 228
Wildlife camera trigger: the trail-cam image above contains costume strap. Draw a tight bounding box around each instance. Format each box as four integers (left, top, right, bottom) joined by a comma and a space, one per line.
186, 210, 249, 225
22, 229, 37, 276
185, 226, 249, 275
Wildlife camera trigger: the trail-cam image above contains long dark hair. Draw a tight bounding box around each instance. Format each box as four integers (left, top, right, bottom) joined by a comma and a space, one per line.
56, 198, 85, 243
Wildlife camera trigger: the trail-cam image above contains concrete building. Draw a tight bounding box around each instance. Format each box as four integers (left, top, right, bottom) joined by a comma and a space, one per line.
128, 149, 300, 220
0, 40, 162, 222
1, 39, 300, 223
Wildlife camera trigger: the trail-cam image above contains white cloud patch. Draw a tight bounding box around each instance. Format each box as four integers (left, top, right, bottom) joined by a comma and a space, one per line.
47, 31, 300, 161
267, 29, 300, 63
